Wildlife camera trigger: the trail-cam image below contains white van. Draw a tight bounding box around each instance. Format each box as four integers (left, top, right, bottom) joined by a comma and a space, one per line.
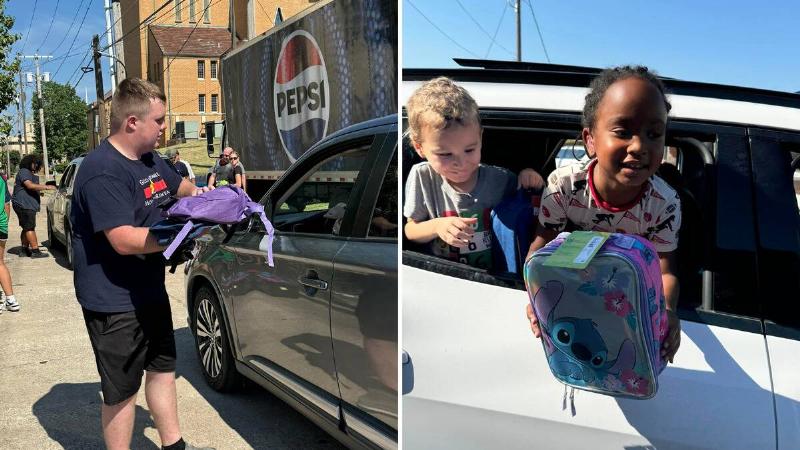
401, 60, 800, 449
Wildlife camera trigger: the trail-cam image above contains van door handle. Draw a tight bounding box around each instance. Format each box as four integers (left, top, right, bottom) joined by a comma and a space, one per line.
299, 270, 328, 294
402, 350, 414, 394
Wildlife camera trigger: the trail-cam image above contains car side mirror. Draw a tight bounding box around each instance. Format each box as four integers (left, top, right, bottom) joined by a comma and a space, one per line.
46, 180, 57, 187
205, 121, 216, 157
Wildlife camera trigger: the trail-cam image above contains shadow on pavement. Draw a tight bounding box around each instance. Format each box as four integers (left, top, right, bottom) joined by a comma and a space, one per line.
173, 327, 344, 449
42, 240, 72, 270
32, 382, 159, 450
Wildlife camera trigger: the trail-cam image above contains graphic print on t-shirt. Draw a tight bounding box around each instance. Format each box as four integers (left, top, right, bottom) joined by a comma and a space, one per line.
140, 173, 171, 206
432, 208, 493, 269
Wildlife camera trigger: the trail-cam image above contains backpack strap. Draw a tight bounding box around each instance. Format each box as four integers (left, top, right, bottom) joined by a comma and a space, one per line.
163, 220, 194, 260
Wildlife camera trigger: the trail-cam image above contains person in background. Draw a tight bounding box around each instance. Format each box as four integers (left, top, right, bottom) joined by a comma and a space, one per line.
165, 149, 195, 185
229, 150, 245, 189
207, 147, 242, 188
12, 154, 56, 258
0, 171, 18, 313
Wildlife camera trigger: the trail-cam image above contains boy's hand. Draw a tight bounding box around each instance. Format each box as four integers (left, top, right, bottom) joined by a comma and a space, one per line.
525, 303, 542, 338
435, 216, 477, 248
661, 309, 681, 363
518, 168, 545, 190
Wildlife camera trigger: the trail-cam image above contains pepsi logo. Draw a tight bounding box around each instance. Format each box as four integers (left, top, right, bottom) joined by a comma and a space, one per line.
274, 30, 330, 162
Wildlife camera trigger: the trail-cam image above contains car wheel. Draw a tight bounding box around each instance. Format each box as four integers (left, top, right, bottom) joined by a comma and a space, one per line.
65, 230, 73, 270
193, 285, 240, 392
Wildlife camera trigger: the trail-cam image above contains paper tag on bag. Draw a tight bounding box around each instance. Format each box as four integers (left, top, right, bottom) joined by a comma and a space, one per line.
543, 231, 609, 269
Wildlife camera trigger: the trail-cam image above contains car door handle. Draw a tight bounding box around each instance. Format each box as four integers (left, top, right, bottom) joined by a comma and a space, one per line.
298, 270, 328, 292
402, 350, 414, 394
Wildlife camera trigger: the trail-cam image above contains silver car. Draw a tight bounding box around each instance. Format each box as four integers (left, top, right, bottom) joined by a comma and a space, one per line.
185, 115, 398, 449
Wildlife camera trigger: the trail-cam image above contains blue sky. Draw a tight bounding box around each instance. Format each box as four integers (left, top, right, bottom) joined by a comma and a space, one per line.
403, 0, 800, 93
5, 0, 113, 132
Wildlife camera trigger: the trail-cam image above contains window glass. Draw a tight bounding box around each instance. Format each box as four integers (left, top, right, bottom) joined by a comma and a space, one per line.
189, 0, 196, 22
210, 60, 218, 79
203, 0, 210, 23
273, 145, 369, 236
175, 0, 182, 22
369, 150, 398, 239
211, 94, 218, 112
59, 164, 75, 189
198, 94, 205, 112
197, 60, 205, 79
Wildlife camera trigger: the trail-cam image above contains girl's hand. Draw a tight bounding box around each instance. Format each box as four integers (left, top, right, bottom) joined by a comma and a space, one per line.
518, 168, 544, 190
526, 303, 542, 338
435, 216, 477, 248
661, 309, 681, 363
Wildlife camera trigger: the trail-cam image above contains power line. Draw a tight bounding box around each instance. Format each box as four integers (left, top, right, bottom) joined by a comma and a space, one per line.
49, 0, 87, 56
407, 0, 479, 59
36, 0, 61, 53
255, 0, 275, 26
454, 0, 513, 57
485, 1, 509, 58
52, 1, 94, 79
68, 49, 93, 87
163, 0, 225, 75
525, 0, 550, 62
20, 0, 39, 55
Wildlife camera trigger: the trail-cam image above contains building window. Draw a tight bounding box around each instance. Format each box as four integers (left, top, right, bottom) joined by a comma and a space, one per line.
203, 0, 211, 23
197, 60, 205, 79
189, 0, 196, 22
210, 60, 218, 79
211, 94, 218, 112
175, 0, 182, 22
199, 94, 206, 112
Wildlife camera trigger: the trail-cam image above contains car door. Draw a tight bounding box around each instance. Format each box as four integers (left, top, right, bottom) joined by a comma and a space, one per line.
402, 117, 776, 449
329, 133, 398, 446
53, 163, 76, 237
225, 134, 375, 412
748, 128, 800, 449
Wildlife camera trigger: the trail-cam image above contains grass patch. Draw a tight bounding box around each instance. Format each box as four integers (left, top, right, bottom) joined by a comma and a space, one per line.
161, 138, 222, 176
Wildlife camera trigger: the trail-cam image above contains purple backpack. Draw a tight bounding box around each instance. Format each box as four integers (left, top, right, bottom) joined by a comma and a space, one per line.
524, 232, 668, 407
154, 186, 274, 266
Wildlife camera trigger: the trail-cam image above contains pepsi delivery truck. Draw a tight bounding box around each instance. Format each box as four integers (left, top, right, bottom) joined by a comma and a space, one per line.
212, 0, 397, 200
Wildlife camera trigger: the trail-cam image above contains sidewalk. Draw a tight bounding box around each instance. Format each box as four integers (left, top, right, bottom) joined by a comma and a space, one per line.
0, 203, 342, 449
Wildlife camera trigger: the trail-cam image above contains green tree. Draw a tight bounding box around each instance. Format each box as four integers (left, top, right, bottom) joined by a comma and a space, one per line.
0, 115, 19, 172
31, 81, 88, 162
0, 0, 20, 113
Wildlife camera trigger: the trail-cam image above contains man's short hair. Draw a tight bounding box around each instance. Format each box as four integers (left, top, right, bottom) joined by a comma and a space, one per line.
406, 76, 480, 145
110, 78, 166, 130
165, 149, 178, 158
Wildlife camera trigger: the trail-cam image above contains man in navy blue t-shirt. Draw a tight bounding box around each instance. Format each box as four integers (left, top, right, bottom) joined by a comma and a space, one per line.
71, 79, 213, 450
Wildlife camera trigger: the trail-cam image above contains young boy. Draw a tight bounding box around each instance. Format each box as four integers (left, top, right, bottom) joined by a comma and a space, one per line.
403, 77, 544, 269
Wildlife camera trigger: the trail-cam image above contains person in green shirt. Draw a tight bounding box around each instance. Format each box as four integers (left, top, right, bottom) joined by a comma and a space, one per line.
0, 173, 18, 312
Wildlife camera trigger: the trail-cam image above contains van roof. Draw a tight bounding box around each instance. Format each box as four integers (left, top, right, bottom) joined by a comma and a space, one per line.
403, 60, 800, 132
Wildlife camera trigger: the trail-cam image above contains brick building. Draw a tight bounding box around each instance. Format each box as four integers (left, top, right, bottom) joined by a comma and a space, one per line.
117, 0, 312, 146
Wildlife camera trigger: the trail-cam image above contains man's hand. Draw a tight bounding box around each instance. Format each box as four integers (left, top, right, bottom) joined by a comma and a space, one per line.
525, 302, 542, 338
518, 168, 545, 190
661, 309, 681, 363
192, 185, 212, 196
434, 216, 477, 248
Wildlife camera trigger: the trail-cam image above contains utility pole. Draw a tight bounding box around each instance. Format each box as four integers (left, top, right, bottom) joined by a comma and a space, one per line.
104, 0, 117, 92
516, 0, 521, 62
17, 70, 28, 155
22, 54, 53, 181
111, 0, 126, 82
92, 36, 105, 102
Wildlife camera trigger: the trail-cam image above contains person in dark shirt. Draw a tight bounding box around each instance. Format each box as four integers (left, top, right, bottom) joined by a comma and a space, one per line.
12, 154, 56, 258
71, 78, 214, 450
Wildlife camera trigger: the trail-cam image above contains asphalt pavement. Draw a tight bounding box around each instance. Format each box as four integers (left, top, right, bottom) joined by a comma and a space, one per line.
0, 202, 345, 450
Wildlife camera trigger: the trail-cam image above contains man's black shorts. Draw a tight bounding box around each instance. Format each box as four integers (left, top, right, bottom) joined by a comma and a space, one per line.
82, 303, 176, 405
13, 205, 36, 232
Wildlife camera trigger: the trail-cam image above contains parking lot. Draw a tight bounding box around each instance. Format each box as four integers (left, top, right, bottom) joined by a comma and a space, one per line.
0, 206, 344, 450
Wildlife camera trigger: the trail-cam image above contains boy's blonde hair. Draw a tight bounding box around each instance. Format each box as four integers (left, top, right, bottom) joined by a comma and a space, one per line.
406, 77, 480, 145
110, 78, 167, 131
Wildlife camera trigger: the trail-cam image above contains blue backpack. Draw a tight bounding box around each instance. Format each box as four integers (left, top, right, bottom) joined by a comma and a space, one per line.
491, 189, 541, 274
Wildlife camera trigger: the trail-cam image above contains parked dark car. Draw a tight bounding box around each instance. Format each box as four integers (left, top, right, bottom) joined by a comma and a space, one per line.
185, 115, 398, 449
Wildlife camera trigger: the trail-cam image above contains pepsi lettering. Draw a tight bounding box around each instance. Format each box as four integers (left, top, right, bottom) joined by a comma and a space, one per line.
276, 80, 326, 118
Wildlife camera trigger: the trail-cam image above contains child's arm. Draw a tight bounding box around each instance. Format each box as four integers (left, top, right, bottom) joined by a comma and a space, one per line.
659, 251, 681, 363
404, 216, 478, 248
524, 222, 561, 338
518, 168, 545, 190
